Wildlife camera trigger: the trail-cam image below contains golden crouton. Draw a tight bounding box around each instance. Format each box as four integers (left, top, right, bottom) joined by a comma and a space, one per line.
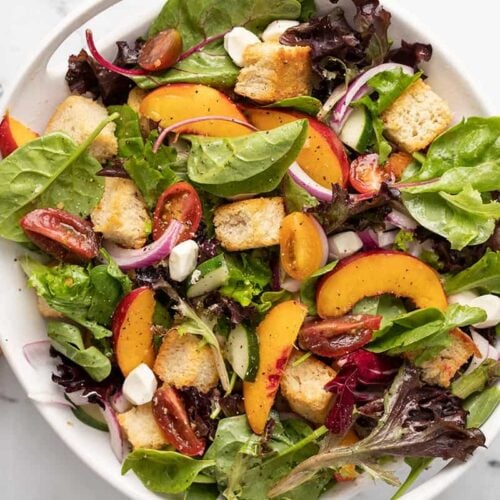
235, 42, 312, 104
418, 329, 480, 387
214, 197, 285, 251
45, 95, 117, 162
90, 177, 151, 249
280, 350, 336, 424
117, 403, 169, 450
381, 79, 452, 153
153, 330, 219, 393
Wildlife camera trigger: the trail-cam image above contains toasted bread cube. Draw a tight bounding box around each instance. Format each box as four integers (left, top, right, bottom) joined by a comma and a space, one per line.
153, 330, 219, 393
235, 42, 312, 104
280, 350, 336, 424
419, 329, 479, 387
381, 79, 452, 153
214, 197, 285, 251
45, 95, 117, 162
91, 177, 151, 249
117, 403, 169, 450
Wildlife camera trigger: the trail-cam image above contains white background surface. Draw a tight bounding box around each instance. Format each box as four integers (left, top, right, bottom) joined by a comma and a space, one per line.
0, 0, 499, 499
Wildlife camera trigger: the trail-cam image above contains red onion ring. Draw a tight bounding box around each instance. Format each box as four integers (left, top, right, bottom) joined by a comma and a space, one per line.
23, 340, 52, 370
310, 216, 329, 267
288, 162, 334, 202
100, 402, 129, 462
85, 29, 148, 76
104, 220, 184, 270
357, 229, 379, 250
385, 209, 418, 231
331, 63, 414, 133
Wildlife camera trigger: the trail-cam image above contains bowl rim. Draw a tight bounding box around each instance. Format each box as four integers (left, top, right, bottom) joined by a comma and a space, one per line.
0, 1, 498, 499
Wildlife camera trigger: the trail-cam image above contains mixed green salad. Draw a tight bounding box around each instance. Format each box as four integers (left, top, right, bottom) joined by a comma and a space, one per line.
0, 0, 499, 498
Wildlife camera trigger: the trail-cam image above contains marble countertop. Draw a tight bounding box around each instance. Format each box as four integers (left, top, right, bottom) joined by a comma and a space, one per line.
1, 1, 499, 499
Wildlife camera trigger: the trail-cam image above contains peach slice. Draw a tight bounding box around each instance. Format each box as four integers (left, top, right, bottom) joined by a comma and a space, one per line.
243, 300, 308, 434
317, 251, 448, 319
0, 113, 38, 157
112, 287, 156, 376
139, 83, 251, 137
243, 107, 349, 188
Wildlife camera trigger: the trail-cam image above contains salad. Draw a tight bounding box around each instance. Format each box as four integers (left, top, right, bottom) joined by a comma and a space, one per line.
0, 0, 499, 498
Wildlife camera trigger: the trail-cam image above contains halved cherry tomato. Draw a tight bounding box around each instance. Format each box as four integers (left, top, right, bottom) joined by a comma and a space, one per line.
152, 182, 202, 242
279, 212, 326, 281
138, 29, 183, 72
350, 153, 395, 195
20, 208, 99, 263
298, 314, 382, 358
152, 384, 205, 457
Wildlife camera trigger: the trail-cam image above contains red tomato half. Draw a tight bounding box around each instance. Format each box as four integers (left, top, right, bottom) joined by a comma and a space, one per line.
152, 182, 202, 242
20, 208, 99, 263
152, 384, 205, 456
350, 153, 395, 195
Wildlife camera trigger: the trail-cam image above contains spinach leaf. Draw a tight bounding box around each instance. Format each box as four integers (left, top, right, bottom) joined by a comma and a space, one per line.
402, 192, 495, 250
281, 173, 319, 213
401, 118, 500, 249
186, 120, 308, 197
135, 0, 302, 89
355, 69, 421, 163
298, 0, 316, 20
391, 457, 432, 500
47, 321, 111, 382
464, 386, 500, 429
21, 255, 130, 338
367, 304, 486, 362
267, 96, 322, 116
299, 261, 338, 315
220, 251, 272, 307
122, 449, 215, 494
451, 359, 500, 399
445, 251, 500, 294
108, 104, 144, 158
184, 483, 219, 500
0, 113, 116, 242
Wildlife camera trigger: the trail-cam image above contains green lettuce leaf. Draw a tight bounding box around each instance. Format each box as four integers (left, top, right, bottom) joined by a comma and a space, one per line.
47, 321, 111, 382
267, 96, 322, 116
281, 173, 319, 213
464, 386, 500, 429
220, 251, 272, 307
444, 250, 500, 294
299, 261, 338, 315
134, 0, 302, 89
186, 120, 308, 197
108, 104, 144, 158
451, 359, 500, 399
367, 304, 486, 363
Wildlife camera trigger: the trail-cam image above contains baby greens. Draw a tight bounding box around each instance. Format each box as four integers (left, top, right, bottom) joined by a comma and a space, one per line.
186, 120, 308, 197
122, 450, 215, 494
445, 250, 500, 294
401, 117, 500, 249
367, 305, 486, 363
0, 113, 116, 242
21, 250, 131, 339
135, 0, 302, 89
267, 96, 323, 116
47, 321, 111, 382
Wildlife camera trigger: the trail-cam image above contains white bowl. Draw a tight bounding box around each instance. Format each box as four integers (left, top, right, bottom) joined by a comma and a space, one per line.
0, 1, 498, 499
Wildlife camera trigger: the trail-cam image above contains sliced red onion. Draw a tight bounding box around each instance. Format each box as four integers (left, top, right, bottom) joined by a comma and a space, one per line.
23, 340, 52, 370
377, 230, 398, 248
105, 220, 183, 271
385, 209, 418, 231
288, 162, 333, 202
310, 216, 329, 267
407, 238, 434, 258
331, 63, 414, 132
358, 229, 379, 250
153, 116, 257, 153
85, 30, 148, 76
463, 330, 495, 375
111, 390, 132, 413
489, 344, 499, 361
100, 402, 129, 462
